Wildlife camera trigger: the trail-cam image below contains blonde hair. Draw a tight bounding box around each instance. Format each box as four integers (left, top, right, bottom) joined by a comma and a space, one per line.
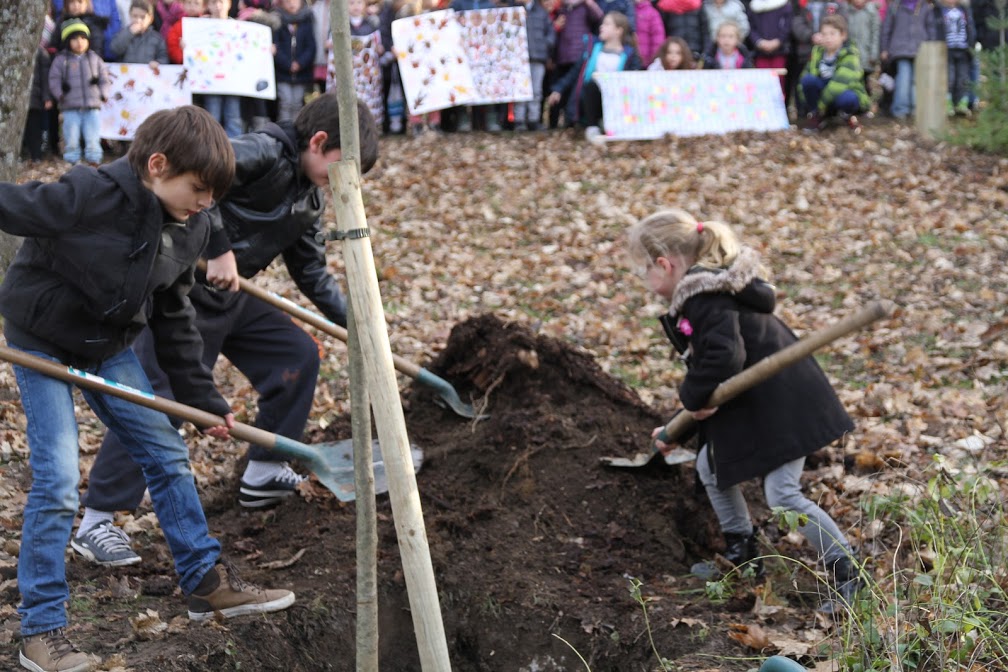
626, 208, 740, 271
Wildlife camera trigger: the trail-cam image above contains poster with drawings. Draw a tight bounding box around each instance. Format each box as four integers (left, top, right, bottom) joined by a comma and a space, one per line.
392, 9, 477, 115
456, 7, 532, 105
182, 18, 275, 99
594, 69, 790, 140
327, 32, 384, 126
100, 63, 192, 140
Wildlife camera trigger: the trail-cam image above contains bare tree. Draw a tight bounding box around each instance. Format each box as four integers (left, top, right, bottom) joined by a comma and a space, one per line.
0, 1, 48, 274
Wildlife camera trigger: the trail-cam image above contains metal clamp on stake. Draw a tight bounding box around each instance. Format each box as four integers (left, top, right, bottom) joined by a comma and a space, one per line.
315, 227, 370, 243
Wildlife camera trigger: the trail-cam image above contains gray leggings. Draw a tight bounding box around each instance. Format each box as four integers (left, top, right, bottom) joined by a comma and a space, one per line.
696, 444, 852, 565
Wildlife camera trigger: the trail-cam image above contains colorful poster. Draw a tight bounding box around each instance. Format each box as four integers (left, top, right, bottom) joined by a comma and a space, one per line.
182, 18, 276, 99
456, 7, 532, 105
392, 10, 477, 115
327, 32, 384, 126
100, 63, 192, 140
594, 70, 791, 140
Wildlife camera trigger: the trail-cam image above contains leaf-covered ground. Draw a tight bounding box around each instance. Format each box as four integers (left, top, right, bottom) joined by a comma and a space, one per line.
1, 120, 1007, 671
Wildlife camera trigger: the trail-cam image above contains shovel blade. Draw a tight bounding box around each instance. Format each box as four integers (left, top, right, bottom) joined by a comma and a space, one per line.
599, 446, 695, 469
313, 438, 424, 502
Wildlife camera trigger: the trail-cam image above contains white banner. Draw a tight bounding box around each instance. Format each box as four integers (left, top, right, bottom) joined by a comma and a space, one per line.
392, 8, 533, 115
327, 32, 384, 126
457, 7, 532, 105
392, 10, 477, 115
182, 18, 276, 99
100, 63, 192, 141
594, 69, 790, 140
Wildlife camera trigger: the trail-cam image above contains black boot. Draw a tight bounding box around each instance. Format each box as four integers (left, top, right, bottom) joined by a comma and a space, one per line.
819, 555, 863, 614
691, 532, 763, 580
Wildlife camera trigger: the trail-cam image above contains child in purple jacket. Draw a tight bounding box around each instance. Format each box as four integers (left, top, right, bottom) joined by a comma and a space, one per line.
49, 19, 110, 165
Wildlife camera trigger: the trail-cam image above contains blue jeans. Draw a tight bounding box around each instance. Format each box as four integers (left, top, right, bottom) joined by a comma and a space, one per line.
891, 57, 915, 118
800, 75, 863, 115
13, 346, 220, 636
202, 94, 244, 138
61, 108, 102, 164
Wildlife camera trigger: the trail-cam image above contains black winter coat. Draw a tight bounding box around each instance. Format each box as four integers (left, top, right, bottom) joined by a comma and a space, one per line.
0, 158, 230, 416
664, 247, 853, 488
203, 122, 348, 326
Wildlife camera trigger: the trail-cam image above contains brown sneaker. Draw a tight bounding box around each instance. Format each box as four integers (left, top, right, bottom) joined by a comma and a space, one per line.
19, 628, 92, 672
187, 561, 295, 622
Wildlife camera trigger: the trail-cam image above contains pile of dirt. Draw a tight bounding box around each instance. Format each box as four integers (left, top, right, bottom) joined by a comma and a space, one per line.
3, 314, 760, 671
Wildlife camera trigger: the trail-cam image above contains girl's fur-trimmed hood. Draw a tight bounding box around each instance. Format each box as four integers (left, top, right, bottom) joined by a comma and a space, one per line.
669, 246, 774, 314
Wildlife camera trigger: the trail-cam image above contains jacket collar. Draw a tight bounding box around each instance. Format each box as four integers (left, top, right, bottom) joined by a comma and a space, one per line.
669, 246, 763, 314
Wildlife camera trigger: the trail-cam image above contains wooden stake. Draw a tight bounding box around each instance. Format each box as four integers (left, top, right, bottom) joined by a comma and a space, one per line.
328, 1, 448, 668
330, 160, 452, 671
915, 41, 947, 138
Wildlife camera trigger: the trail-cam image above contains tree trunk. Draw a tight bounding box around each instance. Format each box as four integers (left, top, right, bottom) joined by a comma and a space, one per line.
0, 0, 48, 274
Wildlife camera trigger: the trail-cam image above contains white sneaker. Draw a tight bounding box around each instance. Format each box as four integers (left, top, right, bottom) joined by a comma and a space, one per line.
584, 126, 606, 146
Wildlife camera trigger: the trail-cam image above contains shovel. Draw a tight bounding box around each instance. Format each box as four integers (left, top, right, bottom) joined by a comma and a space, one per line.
600, 300, 893, 468
222, 271, 486, 421
0, 345, 421, 502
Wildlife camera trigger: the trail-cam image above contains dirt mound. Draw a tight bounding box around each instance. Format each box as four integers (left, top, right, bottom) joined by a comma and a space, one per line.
4, 315, 749, 672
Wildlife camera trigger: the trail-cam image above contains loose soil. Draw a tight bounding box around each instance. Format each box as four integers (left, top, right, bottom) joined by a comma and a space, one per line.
0, 314, 814, 672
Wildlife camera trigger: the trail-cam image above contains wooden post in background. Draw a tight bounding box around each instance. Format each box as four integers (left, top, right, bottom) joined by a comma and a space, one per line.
915, 41, 947, 138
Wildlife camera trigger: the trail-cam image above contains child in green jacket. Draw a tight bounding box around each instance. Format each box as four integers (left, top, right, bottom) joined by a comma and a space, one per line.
799, 14, 870, 131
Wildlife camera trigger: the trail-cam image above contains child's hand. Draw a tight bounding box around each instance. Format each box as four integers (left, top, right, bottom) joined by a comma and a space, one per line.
651, 425, 676, 454
206, 250, 240, 291
204, 412, 235, 439
553, 15, 566, 30
291, 61, 300, 73
690, 406, 718, 421
547, 91, 561, 107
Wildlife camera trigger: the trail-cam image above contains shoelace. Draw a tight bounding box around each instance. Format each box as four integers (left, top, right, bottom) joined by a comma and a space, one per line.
275, 464, 305, 486
41, 628, 81, 661
86, 522, 132, 554
220, 558, 263, 595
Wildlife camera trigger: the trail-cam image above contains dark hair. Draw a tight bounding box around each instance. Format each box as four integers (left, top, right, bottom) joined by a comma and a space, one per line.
130, 0, 153, 14
128, 105, 235, 200
294, 93, 379, 174
657, 36, 695, 70
820, 13, 848, 34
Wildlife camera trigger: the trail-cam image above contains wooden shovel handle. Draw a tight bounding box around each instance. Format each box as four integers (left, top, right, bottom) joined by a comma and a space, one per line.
658, 300, 893, 444
212, 267, 424, 380
0, 345, 279, 449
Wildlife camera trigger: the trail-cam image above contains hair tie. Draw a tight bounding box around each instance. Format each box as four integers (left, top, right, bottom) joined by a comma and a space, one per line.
697, 221, 705, 233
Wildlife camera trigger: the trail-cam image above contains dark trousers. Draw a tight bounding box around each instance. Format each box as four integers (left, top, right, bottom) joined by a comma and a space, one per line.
948, 48, 971, 103
548, 62, 577, 128
82, 290, 321, 512
800, 74, 862, 115
579, 79, 605, 127
21, 108, 46, 160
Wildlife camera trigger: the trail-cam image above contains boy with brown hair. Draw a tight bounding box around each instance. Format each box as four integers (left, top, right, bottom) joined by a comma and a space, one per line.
798, 13, 870, 131
1, 106, 295, 672
73, 94, 379, 567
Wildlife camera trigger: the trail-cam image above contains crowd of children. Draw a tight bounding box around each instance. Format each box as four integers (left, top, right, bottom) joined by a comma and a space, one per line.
22, 0, 995, 157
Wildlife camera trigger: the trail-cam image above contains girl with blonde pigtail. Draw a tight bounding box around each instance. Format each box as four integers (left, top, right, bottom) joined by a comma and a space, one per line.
627, 208, 862, 613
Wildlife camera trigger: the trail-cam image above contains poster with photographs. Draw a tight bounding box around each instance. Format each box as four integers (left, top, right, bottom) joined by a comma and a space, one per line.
327, 32, 384, 126
456, 7, 532, 105
392, 9, 478, 115
182, 18, 275, 99
100, 63, 192, 140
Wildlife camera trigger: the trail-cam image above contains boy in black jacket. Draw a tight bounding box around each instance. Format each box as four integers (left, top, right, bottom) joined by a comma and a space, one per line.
72, 94, 380, 567
1, 106, 295, 672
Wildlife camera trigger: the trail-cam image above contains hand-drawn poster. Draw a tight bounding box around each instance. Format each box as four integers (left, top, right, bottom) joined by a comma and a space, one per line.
392, 9, 477, 115
100, 63, 192, 140
182, 18, 276, 99
327, 32, 384, 126
456, 7, 532, 105
594, 70, 790, 140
